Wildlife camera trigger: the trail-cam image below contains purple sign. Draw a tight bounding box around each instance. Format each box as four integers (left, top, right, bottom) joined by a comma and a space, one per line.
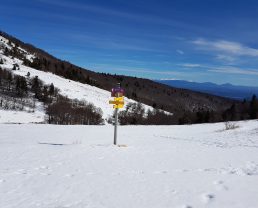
111, 87, 125, 97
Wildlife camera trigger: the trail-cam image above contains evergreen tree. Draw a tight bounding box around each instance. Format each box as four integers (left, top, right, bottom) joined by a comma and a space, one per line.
31, 76, 42, 99
49, 83, 55, 96
4, 47, 9, 56
12, 64, 17, 70
20, 77, 28, 95
15, 77, 21, 94
42, 85, 49, 102
249, 95, 258, 119
15, 76, 27, 96
7, 72, 12, 91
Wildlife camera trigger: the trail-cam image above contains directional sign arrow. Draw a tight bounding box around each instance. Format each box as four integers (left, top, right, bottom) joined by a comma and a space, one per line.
114, 97, 124, 101
109, 100, 125, 105
113, 104, 124, 109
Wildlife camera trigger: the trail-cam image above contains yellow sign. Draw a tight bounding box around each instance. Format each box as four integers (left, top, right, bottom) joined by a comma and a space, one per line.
113, 104, 124, 109
109, 100, 124, 105
109, 96, 124, 109
115, 97, 124, 101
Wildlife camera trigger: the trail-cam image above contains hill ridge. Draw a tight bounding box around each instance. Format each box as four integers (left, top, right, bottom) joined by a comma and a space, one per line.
0, 31, 237, 124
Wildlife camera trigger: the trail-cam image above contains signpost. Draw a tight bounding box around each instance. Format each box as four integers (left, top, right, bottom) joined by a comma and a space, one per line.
109, 83, 125, 145
114, 108, 118, 145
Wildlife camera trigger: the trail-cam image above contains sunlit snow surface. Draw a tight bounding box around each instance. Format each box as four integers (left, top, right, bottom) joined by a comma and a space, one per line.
0, 120, 258, 208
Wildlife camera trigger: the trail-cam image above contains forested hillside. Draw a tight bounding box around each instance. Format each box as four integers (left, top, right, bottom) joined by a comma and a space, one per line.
1, 31, 257, 124
0, 67, 104, 125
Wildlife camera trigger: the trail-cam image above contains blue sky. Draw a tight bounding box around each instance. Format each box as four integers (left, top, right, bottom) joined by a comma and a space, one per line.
1, 0, 258, 86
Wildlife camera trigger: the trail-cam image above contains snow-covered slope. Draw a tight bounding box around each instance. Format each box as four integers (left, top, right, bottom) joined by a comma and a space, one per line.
0, 105, 45, 124
0, 35, 154, 123
0, 120, 258, 208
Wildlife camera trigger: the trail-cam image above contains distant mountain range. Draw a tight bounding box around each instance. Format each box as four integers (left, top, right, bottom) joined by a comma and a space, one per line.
0, 31, 235, 118
1, 30, 242, 124
156, 80, 258, 100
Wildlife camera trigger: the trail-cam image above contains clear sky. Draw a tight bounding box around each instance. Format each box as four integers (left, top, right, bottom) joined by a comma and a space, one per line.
1, 0, 258, 86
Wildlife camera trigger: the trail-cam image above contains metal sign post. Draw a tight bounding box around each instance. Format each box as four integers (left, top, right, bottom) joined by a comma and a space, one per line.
109, 83, 125, 145
114, 108, 118, 145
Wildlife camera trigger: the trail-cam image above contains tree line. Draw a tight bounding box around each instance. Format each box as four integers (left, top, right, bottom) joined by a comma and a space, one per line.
1, 31, 235, 120
0, 66, 104, 125
114, 99, 258, 125
110, 102, 176, 125
46, 96, 103, 125
1, 34, 257, 125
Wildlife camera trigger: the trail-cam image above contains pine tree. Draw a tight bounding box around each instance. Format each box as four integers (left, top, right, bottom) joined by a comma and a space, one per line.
4, 47, 9, 56
20, 77, 28, 95
7, 72, 12, 91
249, 95, 258, 119
31, 76, 41, 99
15, 76, 27, 97
15, 77, 21, 95
42, 85, 49, 102
49, 83, 55, 96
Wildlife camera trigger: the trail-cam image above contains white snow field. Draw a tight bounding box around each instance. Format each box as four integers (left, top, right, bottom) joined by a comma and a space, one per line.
0, 103, 45, 124
1, 120, 258, 208
0, 109, 44, 124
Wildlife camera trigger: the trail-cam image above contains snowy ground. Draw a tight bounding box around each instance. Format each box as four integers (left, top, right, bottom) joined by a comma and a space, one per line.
0, 109, 44, 124
1, 120, 258, 208
0, 103, 45, 124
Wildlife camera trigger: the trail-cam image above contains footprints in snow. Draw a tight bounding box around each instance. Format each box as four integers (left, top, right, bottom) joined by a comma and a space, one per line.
153, 170, 168, 174
196, 162, 258, 176
179, 192, 216, 207
213, 180, 228, 191
201, 193, 215, 204
179, 205, 193, 208
12, 166, 52, 176
218, 162, 258, 176
34, 165, 52, 176
14, 169, 28, 175
64, 174, 75, 178
11, 165, 80, 178
139, 162, 258, 177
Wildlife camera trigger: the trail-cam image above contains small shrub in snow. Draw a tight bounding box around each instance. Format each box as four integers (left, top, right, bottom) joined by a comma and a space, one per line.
224, 121, 239, 130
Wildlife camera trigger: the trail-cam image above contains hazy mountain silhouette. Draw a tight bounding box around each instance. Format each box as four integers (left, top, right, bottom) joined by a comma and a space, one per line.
157, 80, 258, 100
